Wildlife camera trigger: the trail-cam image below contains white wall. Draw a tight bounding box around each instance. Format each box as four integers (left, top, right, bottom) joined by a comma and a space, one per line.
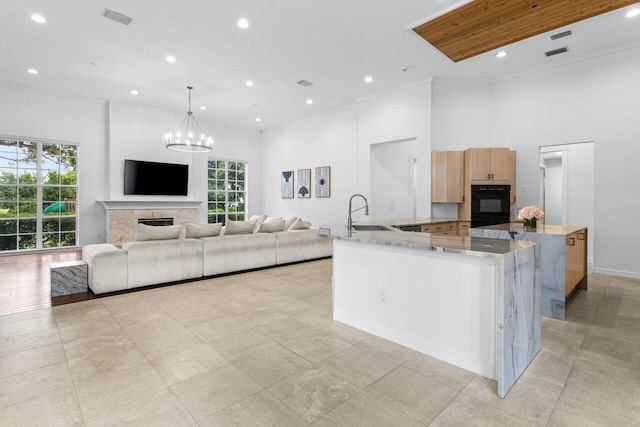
107, 102, 262, 222
0, 85, 106, 246
432, 44, 640, 276
542, 157, 563, 225
357, 79, 432, 219
261, 79, 432, 226
494, 48, 640, 276
261, 107, 359, 225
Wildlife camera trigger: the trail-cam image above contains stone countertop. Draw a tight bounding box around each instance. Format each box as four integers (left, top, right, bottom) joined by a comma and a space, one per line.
318, 224, 538, 259
355, 217, 463, 227
472, 223, 587, 236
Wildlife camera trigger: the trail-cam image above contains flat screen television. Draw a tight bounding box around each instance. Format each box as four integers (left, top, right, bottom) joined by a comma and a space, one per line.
124, 159, 189, 196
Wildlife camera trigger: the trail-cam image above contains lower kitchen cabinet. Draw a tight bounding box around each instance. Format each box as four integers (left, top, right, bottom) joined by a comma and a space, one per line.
421, 221, 458, 235
565, 230, 587, 296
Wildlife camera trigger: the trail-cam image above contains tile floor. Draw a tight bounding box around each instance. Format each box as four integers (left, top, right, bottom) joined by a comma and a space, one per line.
1, 258, 639, 426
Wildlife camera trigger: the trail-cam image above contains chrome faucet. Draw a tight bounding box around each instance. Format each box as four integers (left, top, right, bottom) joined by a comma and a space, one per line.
348, 194, 369, 230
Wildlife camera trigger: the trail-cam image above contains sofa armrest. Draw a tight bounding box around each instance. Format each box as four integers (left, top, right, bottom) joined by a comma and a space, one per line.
82, 244, 128, 294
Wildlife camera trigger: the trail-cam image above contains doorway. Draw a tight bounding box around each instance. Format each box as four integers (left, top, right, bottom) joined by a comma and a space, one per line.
369, 138, 418, 220
539, 141, 594, 264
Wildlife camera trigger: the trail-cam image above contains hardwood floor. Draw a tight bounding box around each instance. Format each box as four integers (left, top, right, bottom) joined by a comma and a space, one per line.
0, 250, 83, 316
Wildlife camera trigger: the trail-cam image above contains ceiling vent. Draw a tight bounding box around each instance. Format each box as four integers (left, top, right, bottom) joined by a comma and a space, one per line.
102, 9, 133, 25
545, 47, 568, 57
296, 80, 313, 87
550, 30, 572, 40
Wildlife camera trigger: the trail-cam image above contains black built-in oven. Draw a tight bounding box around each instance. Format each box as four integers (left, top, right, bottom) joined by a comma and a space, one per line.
471, 184, 511, 228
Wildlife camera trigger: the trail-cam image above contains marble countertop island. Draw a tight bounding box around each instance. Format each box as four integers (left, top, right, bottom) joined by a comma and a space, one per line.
472, 223, 587, 236
319, 224, 536, 257
469, 223, 588, 320
321, 224, 541, 398
352, 217, 461, 227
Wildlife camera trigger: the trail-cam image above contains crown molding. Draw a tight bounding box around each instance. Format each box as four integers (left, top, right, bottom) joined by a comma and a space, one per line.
262, 104, 358, 134
495, 39, 640, 83
0, 81, 107, 105
354, 77, 434, 103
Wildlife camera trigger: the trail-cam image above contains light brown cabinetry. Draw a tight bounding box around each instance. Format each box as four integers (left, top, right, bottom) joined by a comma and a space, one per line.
466, 148, 511, 181
421, 221, 458, 235
510, 150, 517, 203
457, 221, 470, 236
431, 151, 464, 203
565, 230, 587, 296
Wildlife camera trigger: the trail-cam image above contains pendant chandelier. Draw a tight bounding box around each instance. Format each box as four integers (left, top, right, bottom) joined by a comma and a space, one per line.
164, 86, 214, 152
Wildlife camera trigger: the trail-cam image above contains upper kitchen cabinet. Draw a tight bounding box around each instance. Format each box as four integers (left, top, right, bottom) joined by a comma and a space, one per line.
510, 150, 517, 203
465, 148, 511, 181
431, 151, 464, 203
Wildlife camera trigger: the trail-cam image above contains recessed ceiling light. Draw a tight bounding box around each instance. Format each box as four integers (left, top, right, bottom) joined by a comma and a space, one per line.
130, 90, 138, 95
27, 68, 38, 74
238, 18, 249, 29
256, 118, 261, 122
626, 8, 640, 18
364, 76, 373, 83
495, 51, 507, 58
246, 80, 254, 87
200, 106, 206, 110
166, 55, 176, 63
306, 99, 313, 105
31, 14, 46, 23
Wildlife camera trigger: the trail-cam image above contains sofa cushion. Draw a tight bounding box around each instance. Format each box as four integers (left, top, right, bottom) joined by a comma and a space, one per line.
135, 223, 183, 241
257, 219, 286, 233
203, 233, 277, 276
225, 220, 257, 235
125, 238, 204, 288
274, 228, 333, 264
185, 223, 222, 238
289, 218, 312, 230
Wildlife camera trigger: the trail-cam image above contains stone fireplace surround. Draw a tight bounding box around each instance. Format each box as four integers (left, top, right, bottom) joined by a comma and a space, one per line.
99, 201, 202, 246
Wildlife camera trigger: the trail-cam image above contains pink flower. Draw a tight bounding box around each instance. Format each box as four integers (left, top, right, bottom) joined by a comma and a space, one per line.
518, 206, 545, 220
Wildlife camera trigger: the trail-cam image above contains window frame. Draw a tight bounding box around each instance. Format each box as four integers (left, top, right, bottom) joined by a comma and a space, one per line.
0, 136, 79, 253
206, 158, 247, 225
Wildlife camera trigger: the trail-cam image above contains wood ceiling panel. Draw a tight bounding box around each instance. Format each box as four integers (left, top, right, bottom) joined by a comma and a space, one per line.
413, 0, 637, 62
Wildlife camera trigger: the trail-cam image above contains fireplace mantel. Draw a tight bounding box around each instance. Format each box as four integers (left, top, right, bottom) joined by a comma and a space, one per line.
99, 200, 204, 210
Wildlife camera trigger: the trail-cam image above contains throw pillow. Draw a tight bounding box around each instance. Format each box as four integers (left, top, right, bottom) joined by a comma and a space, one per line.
185, 223, 222, 238
225, 220, 257, 235
135, 223, 183, 241
257, 219, 286, 233
284, 216, 297, 229
264, 216, 283, 222
288, 218, 312, 230
249, 214, 268, 225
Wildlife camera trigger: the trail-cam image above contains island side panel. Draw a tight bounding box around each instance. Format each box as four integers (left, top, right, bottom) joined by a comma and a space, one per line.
332, 239, 497, 379
497, 243, 541, 398
469, 228, 565, 320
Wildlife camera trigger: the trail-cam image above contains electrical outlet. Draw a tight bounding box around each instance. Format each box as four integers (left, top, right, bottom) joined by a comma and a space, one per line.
379, 290, 387, 304
521, 185, 527, 193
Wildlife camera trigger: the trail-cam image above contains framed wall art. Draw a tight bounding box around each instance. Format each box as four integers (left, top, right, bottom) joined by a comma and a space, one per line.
297, 169, 311, 198
281, 171, 294, 199
315, 166, 331, 198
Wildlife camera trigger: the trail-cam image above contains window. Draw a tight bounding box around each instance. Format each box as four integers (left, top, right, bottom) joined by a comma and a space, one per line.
207, 159, 246, 224
0, 138, 78, 252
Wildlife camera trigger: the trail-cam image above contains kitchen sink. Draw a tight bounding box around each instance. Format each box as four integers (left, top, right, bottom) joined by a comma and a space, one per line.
350, 224, 395, 231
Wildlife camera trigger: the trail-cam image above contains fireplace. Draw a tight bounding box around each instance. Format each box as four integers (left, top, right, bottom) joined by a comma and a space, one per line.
137, 218, 174, 227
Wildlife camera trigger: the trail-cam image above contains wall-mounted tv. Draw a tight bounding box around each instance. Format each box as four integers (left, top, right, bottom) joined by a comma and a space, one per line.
124, 159, 189, 196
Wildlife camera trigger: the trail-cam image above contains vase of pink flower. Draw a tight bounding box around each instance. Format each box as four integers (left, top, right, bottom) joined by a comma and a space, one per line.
518, 206, 545, 230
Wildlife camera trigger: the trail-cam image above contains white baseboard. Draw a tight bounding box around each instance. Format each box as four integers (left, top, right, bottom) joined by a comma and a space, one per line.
591, 267, 640, 280
333, 311, 495, 379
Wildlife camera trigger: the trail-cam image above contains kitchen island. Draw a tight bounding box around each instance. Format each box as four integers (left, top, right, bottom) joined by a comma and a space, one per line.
468, 223, 587, 320
319, 225, 541, 398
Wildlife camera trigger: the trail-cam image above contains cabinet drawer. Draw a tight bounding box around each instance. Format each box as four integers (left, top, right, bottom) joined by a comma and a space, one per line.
422, 222, 457, 234
458, 221, 471, 236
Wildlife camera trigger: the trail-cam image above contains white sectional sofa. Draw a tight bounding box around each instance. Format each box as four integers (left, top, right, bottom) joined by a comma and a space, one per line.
82, 226, 332, 294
